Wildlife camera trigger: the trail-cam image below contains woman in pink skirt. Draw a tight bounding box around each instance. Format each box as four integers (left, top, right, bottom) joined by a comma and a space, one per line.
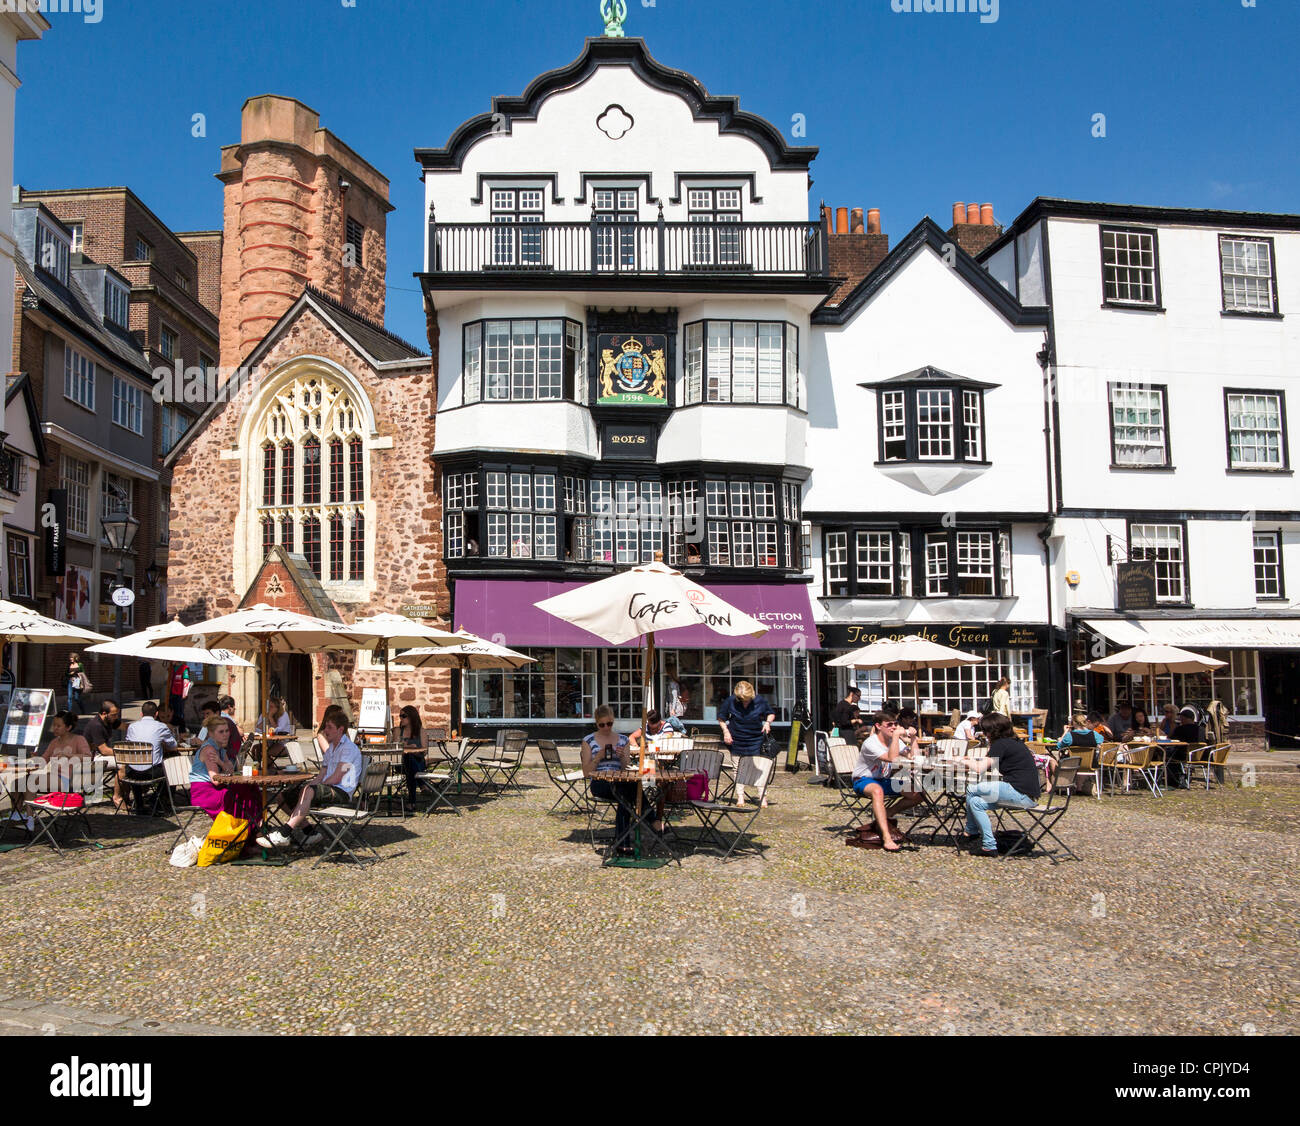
187, 717, 260, 828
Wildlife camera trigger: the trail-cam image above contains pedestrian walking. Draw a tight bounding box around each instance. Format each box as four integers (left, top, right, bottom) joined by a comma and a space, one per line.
66, 653, 90, 715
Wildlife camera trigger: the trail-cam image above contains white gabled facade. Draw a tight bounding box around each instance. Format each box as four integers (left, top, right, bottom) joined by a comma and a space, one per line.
415, 36, 827, 737
984, 200, 1300, 743
803, 218, 1060, 721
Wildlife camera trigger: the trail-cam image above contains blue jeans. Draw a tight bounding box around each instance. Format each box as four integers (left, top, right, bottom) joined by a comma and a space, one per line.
67, 680, 82, 715
964, 781, 1038, 851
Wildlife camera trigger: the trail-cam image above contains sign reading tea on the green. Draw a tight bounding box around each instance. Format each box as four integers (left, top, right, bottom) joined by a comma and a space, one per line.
597, 334, 668, 406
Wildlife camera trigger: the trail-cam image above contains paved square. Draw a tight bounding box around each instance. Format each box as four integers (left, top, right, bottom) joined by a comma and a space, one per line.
1, 771, 1296, 1036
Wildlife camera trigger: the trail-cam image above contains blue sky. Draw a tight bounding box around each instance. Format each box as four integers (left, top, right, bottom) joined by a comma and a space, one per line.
16, 0, 1298, 347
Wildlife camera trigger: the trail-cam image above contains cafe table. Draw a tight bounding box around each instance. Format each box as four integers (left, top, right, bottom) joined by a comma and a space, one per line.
888, 757, 1002, 848
0, 758, 46, 847
210, 770, 311, 864
595, 767, 687, 869
427, 736, 485, 796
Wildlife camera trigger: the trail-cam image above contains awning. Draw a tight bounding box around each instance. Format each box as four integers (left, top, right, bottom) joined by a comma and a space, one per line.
454, 579, 820, 651
1083, 618, 1300, 650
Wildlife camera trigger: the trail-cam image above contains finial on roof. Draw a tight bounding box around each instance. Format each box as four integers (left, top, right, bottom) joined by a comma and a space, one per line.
600, 0, 627, 37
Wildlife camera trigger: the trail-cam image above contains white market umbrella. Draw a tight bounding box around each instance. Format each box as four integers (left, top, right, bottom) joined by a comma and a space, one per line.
0, 599, 113, 647
535, 561, 768, 800
349, 613, 463, 735
826, 634, 987, 713
87, 619, 254, 667
143, 604, 382, 771
391, 630, 536, 671
1080, 643, 1226, 718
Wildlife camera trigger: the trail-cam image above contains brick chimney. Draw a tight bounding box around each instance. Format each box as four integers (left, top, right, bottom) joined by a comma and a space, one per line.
947, 200, 1003, 258
822, 202, 890, 306
216, 95, 394, 370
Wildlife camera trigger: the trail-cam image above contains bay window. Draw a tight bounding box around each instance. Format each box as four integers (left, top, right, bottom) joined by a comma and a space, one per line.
461, 318, 581, 404
870, 372, 991, 464
683, 320, 799, 407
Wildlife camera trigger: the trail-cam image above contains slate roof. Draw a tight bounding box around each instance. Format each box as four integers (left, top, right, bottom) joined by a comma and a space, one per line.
301, 285, 427, 362
16, 256, 152, 380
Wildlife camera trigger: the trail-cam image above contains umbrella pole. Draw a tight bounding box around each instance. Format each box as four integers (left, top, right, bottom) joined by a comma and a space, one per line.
382, 642, 391, 740
636, 631, 655, 824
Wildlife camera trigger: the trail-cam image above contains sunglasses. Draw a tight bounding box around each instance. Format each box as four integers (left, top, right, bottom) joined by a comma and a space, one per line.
597, 721, 614, 728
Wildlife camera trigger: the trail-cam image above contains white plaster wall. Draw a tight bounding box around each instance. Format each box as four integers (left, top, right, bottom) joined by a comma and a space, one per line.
986, 242, 1014, 295
1057, 516, 1283, 613
423, 66, 809, 246
804, 244, 1048, 515
1017, 223, 1046, 306
1046, 216, 1300, 513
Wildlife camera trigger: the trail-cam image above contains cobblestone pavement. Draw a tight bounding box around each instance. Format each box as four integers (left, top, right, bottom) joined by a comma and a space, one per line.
0, 770, 1295, 1036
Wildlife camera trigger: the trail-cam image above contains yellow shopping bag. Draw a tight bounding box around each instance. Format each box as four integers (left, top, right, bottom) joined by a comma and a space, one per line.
196, 812, 251, 867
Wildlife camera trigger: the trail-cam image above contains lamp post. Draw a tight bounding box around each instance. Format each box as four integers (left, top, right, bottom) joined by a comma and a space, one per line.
101, 509, 140, 704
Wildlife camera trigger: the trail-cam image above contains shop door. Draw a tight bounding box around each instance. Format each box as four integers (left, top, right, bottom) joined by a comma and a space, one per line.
284, 654, 313, 731
1261, 653, 1300, 748
604, 650, 644, 728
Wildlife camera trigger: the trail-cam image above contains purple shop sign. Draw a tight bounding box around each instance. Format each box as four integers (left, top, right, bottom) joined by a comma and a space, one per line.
454, 580, 820, 651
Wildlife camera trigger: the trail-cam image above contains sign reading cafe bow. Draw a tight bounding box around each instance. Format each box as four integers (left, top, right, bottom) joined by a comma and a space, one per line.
598, 334, 668, 406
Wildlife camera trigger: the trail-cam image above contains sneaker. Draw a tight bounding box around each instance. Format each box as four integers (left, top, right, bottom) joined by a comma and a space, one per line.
302, 831, 324, 848
255, 830, 291, 848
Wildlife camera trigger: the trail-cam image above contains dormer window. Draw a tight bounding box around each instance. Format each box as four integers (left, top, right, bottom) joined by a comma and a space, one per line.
866, 367, 993, 465
36, 221, 71, 285
104, 277, 130, 328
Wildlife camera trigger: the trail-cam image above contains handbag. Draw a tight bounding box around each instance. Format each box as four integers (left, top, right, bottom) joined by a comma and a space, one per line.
169, 835, 203, 868
685, 772, 710, 801
760, 733, 778, 758
196, 812, 250, 866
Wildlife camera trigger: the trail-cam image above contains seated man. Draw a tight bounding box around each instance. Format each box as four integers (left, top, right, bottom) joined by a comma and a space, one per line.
121, 701, 178, 810
958, 712, 1042, 857
188, 699, 223, 749
953, 709, 982, 747
258, 713, 361, 849
850, 713, 926, 852
83, 699, 123, 809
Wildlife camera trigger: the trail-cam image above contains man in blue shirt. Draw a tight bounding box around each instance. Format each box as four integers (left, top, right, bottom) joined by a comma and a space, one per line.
258, 714, 362, 849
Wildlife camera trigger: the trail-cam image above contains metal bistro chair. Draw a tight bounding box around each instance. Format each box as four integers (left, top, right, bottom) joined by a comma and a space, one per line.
1194, 743, 1232, 790
364, 743, 408, 818
160, 753, 206, 851
415, 737, 463, 816
22, 759, 99, 857
994, 756, 1082, 863
476, 729, 528, 795
1109, 743, 1162, 796
112, 743, 169, 817
826, 742, 875, 830
689, 752, 774, 862
539, 739, 590, 815
308, 760, 390, 868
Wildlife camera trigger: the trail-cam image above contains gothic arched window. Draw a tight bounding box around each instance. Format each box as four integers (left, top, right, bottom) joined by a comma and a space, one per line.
253, 373, 369, 586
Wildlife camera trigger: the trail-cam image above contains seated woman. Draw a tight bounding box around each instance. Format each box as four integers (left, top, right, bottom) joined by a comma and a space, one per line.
188, 717, 260, 829
255, 696, 294, 737
397, 705, 426, 802
581, 705, 658, 856
1122, 707, 1155, 741
850, 714, 926, 852
39, 711, 93, 795
1159, 703, 1178, 739
1058, 713, 1101, 752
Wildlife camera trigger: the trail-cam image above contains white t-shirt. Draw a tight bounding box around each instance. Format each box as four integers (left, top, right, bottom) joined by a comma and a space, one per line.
954, 719, 978, 743
852, 734, 892, 782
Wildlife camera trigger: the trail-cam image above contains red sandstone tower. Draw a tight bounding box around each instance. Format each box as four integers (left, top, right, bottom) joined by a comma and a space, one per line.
216, 95, 393, 371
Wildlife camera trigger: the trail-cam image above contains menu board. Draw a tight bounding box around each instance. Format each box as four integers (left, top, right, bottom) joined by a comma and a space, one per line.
1, 688, 54, 749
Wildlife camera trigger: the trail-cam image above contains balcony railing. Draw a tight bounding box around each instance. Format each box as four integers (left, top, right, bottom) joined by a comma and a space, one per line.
425, 216, 829, 280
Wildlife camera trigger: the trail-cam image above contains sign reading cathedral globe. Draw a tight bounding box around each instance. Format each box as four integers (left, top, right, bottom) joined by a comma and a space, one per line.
597, 334, 668, 407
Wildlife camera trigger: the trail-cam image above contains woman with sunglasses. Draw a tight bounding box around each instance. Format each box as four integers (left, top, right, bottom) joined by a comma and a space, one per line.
582, 705, 658, 856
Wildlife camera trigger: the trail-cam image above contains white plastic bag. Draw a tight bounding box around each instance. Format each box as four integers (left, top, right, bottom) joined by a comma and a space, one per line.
169, 835, 203, 868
